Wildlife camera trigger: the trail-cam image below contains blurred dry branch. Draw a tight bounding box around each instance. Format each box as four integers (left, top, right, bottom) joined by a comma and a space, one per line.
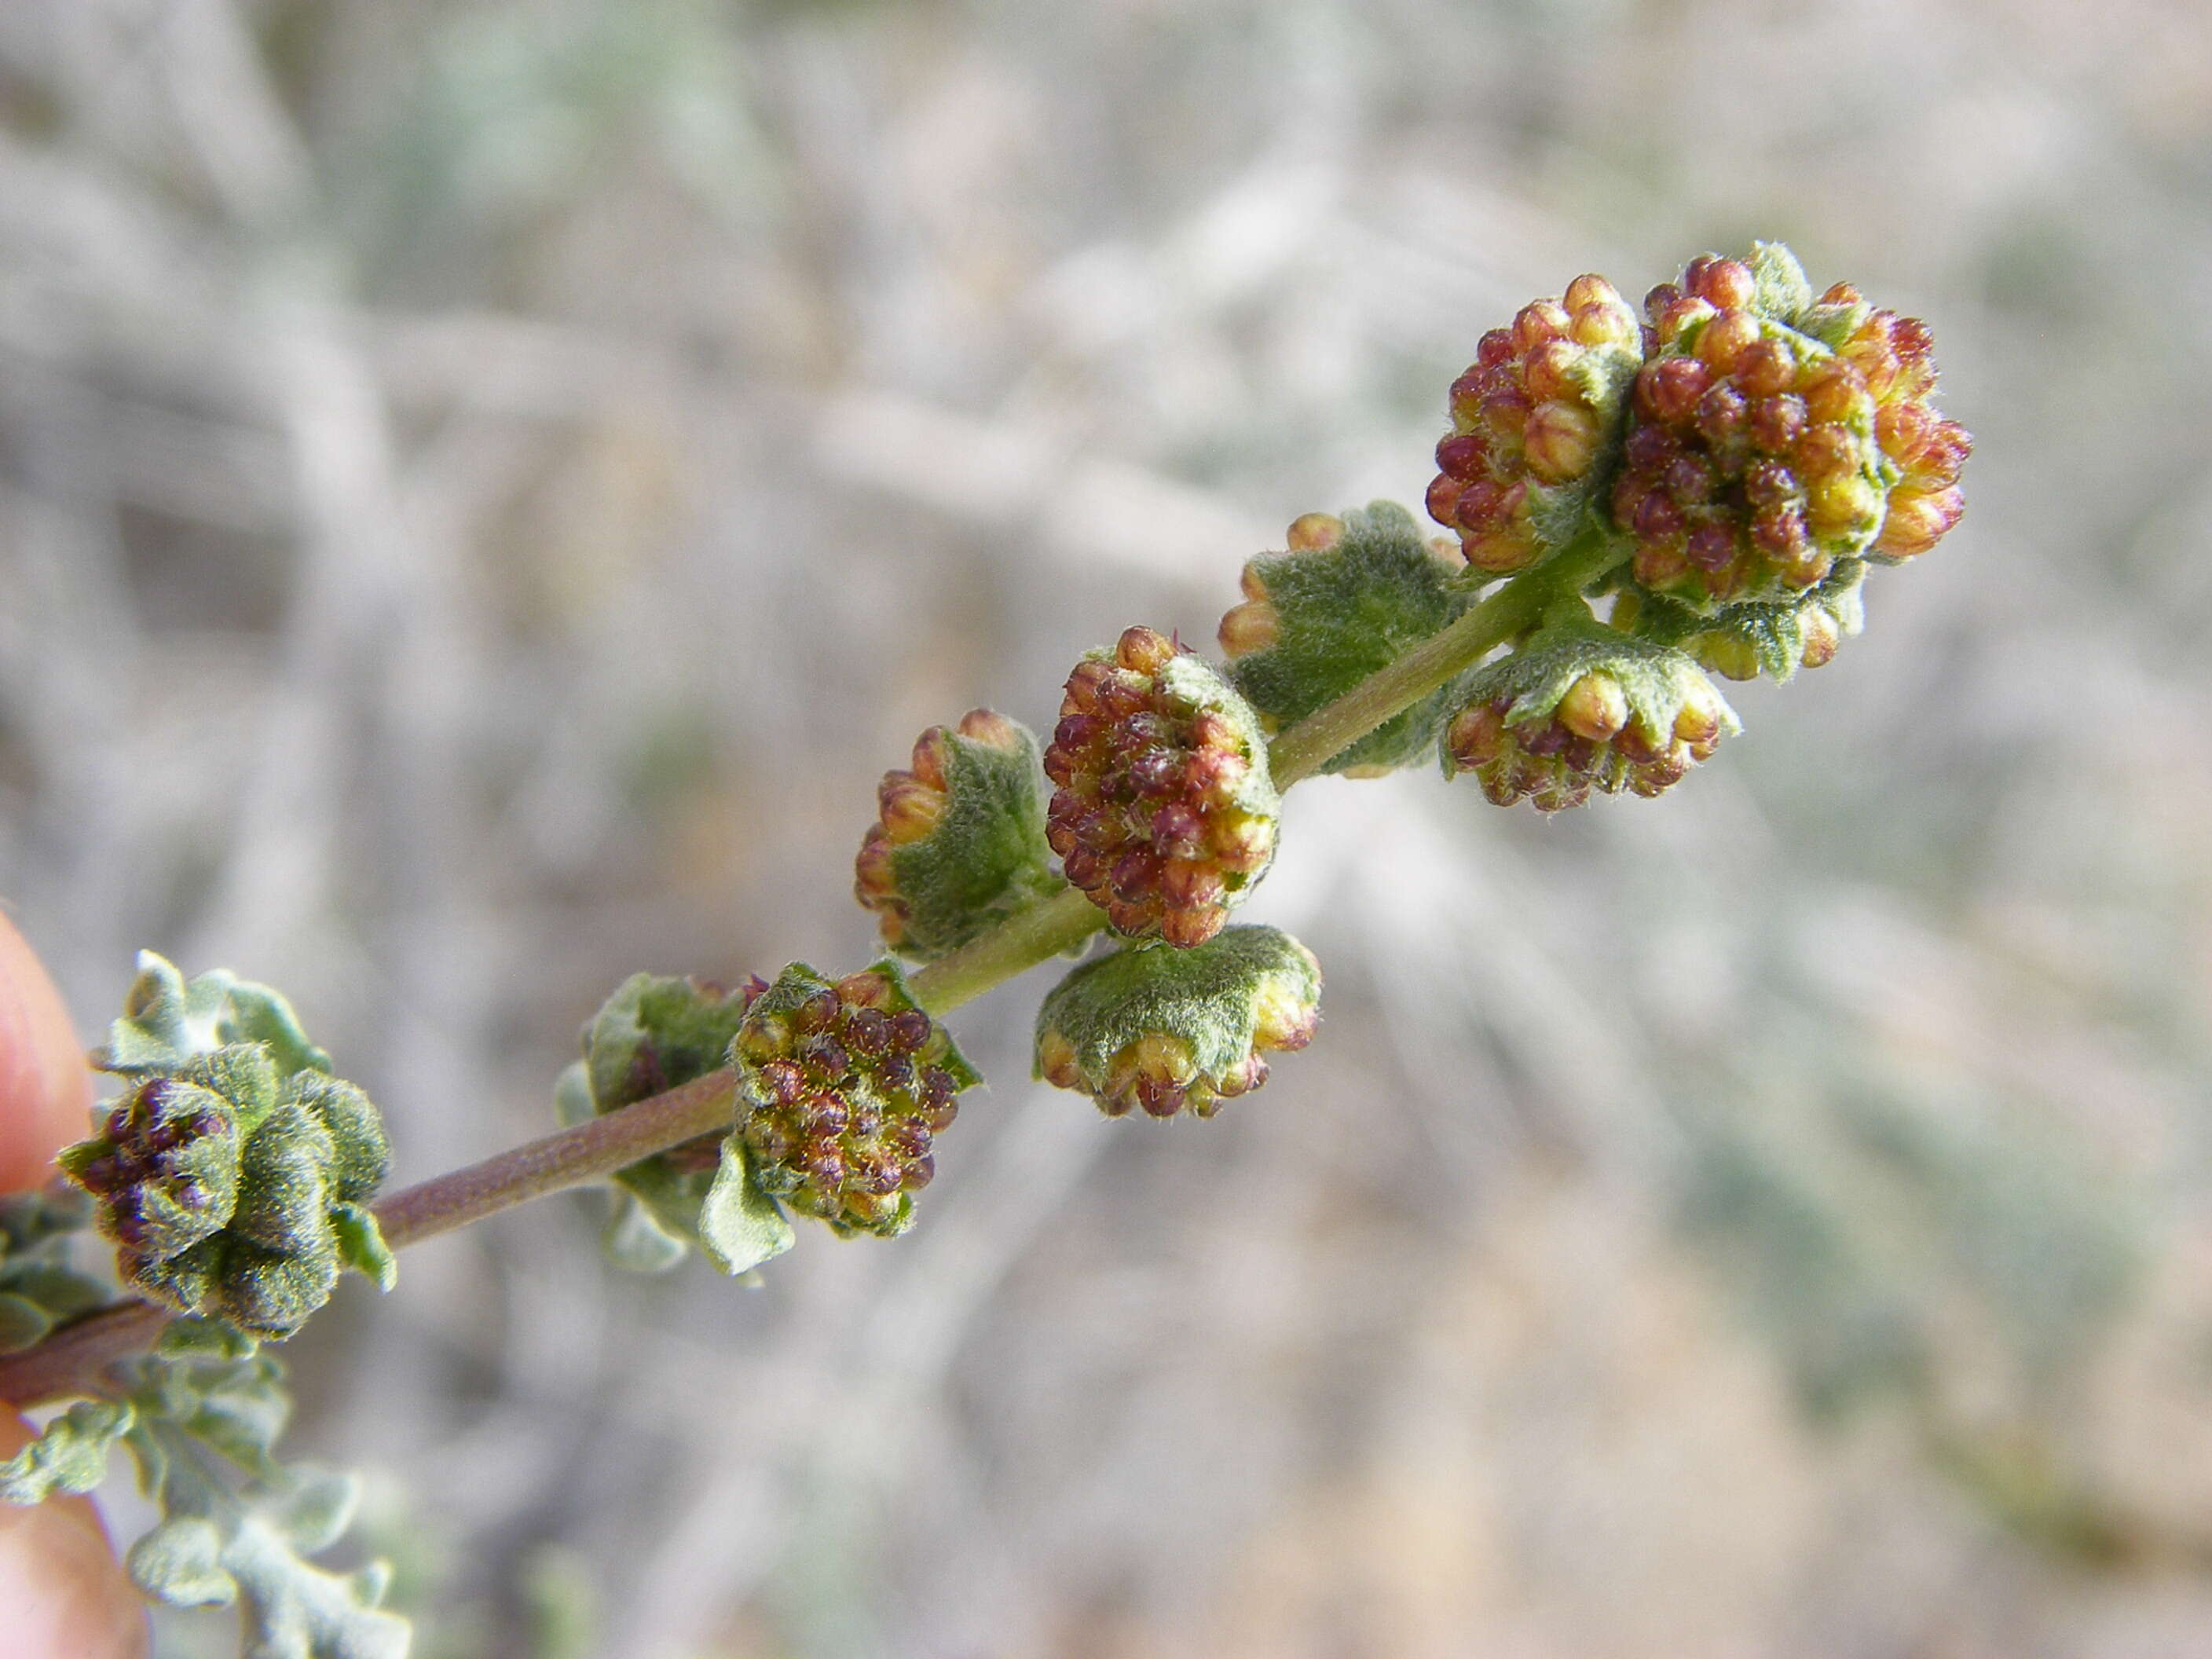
3, 1, 2212, 1655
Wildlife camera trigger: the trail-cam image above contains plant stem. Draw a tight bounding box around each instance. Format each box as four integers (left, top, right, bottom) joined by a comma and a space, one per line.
0, 1070, 745, 1407
374, 1067, 738, 1250
909, 887, 1103, 1015
1270, 526, 1621, 786
0, 527, 1626, 1411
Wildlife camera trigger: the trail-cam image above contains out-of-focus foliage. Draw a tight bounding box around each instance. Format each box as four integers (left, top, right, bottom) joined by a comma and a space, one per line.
2, 0, 2210, 1654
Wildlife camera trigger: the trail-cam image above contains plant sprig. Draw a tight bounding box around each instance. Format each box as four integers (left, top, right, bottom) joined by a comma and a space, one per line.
0, 241, 1969, 1657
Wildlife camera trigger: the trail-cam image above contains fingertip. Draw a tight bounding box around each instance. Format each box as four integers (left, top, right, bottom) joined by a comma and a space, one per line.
0, 911, 95, 1193
0, 1413, 149, 1658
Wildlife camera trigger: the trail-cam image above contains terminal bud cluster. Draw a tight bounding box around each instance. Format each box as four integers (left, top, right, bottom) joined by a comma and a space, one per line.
60, 954, 393, 1340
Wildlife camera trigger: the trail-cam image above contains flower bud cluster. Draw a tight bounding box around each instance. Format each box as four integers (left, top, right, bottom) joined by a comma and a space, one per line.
1443, 624, 1736, 811
1426, 276, 1644, 575
1044, 626, 1280, 946
66, 1075, 240, 1265
733, 962, 979, 1238
1611, 247, 1970, 608
64, 1045, 392, 1339
1221, 503, 1470, 777
1035, 926, 1321, 1119
855, 709, 1057, 961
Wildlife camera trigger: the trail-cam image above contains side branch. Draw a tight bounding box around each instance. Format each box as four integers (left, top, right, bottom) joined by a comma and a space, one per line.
375, 1067, 738, 1250
0, 1068, 741, 1406
0, 534, 1623, 1412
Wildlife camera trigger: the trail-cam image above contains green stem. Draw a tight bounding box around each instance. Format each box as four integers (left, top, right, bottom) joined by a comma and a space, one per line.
1267, 531, 1613, 786
909, 887, 1104, 1015
0, 526, 1626, 1411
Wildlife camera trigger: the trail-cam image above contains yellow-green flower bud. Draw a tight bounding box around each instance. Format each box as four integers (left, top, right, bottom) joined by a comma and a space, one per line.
1441, 623, 1738, 811
1034, 926, 1321, 1119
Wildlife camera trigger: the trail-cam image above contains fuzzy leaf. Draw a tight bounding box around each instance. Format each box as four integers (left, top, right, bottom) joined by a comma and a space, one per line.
287, 1076, 391, 1207
584, 972, 753, 1115
329, 1204, 397, 1293
555, 1061, 690, 1273
97, 953, 330, 1080
600, 1189, 690, 1274
266, 1468, 361, 1555
0, 1399, 135, 1502
696, 1137, 795, 1276
205, 1236, 342, 1342
1750, 240, 1815, 327
1227, 503, 1471, 775
221, 984, 335, 1081
128, 1515, 238, 1606
158, 1315, 263, 1361
877, 717, 1058, 961
0, 1187, 92, 1251
1035, 926, 1323, 1115
5, 1262, 110, 1322
225, 1515, 411, 1659
572, 975, 753, 1265
0, 1293, 53, 1352
1618, 561, 1867, 684
99, 1344, 410, 1651
0, 1191, 109, 1348
183, 1046, 287, 1138
229, 1104, 337, 1256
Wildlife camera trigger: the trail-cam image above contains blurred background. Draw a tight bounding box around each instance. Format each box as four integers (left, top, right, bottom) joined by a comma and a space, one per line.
3, 0, 2211, 1654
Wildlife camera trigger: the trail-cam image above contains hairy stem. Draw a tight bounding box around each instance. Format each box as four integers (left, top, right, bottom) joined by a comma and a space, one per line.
0, 529, 1625, 1411
909, 887, 1104, 1015
1268, 536, 1606, 786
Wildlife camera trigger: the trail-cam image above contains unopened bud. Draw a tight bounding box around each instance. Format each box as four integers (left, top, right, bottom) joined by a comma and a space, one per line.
1442, 624, 1738, 809
1045, 634, 1280, 946
1035, 927, 1322, 1120
854, 709, 1057, 961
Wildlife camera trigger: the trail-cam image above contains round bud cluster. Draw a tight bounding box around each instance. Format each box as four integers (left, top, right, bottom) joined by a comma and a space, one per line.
854, 707, 1048, 959
1611, 254, 1970, 608
1034, 926, 1322, 1119
62, 1043, 393, 1337
1425, 276, 1643, 575
1442, 630, 1736, 811
733, 964, 978, 1238
68, 1075, 240, 1262
1043, 626, 1280, 947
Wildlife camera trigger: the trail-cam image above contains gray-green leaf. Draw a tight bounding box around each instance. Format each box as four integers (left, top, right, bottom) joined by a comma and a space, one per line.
697, 1136, 795, 1276
0, 1399, 136, 1503
128, 1515, 238, 1606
